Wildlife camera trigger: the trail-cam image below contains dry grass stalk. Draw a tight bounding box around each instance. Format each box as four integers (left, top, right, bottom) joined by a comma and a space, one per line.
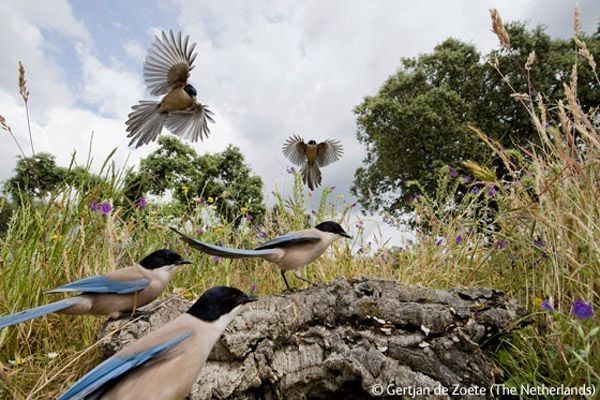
490, 9, 511, 50
18, 62, 29, 102
574, 36, 597, 73
525, 50, 536, 71
574, 4, 582, 36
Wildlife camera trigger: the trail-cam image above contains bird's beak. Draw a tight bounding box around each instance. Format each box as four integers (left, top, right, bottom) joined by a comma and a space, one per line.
340, 232, 353, 239
177, 259, 193, 266
237, 294, 258, 305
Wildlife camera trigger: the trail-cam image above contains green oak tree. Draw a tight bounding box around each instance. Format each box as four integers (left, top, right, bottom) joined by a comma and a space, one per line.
124, 136, 265, 223
4, 153, 67, 202
353, 23, 599, 220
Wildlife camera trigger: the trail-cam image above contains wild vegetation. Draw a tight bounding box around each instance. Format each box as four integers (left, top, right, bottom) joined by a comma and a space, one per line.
0, 8, 598, 400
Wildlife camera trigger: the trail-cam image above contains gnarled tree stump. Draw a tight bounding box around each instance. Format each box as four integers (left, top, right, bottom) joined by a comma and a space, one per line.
99, 278, 529, 399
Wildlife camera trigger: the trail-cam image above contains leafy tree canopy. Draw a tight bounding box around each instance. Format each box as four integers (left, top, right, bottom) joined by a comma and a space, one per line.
124, 136, 265, 223
4, 153, 67, 201
353, 22, 600, 220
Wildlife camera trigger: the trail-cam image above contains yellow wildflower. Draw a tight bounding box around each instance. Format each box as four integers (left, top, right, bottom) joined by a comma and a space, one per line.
240, 207, 248, 215
207, 196, 215, 204
181, 185, 189, 194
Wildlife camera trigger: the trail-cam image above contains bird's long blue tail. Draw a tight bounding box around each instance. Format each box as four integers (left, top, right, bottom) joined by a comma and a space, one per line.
0, 299, 78, 329
170, 228, 277, 259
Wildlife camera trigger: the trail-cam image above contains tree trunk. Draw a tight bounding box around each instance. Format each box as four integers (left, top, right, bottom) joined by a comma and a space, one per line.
99, 277, 529, 400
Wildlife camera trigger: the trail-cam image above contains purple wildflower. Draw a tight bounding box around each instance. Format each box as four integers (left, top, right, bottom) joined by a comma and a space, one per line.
455, 235, 463, 245
571, 299, 594, 319
435, 238, 443, 246
211, 255, 220, 264
487, 186, 496, 197
245, 213, 253, 222
471, 186, 479, 195
196, 228, 205, 235
330, 185, 336, 191
497, 240, 507, 250
258, 231, 267, 239
351, 202, 357, 208
250, 283, 257, 293
462, 175, 472, 184
136, 197, 148, 210
198, 197, 206, 205
90, 201, 100, 212
286, 166, 296, 174
448, 167, 458, 179
533, 238, 544, 248
541, 300, 553, 312
100, 202, 112, 216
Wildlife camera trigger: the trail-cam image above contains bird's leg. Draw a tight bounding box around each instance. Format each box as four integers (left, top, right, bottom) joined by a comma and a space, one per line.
293, 270, 315, 286
281, 270, 294, 292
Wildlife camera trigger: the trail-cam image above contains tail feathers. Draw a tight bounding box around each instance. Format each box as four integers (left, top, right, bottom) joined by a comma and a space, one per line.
301, 163, 322, 191
170, 228, 277, 259
125, 101, 167, 148
0, 299, 78, 329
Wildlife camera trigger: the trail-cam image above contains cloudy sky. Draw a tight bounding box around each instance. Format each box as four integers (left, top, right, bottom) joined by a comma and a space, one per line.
0, 0, 598, 245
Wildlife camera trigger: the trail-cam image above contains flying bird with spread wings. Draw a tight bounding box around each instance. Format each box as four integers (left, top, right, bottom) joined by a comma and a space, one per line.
282, 135, 343, 190
126, 30, 214, 148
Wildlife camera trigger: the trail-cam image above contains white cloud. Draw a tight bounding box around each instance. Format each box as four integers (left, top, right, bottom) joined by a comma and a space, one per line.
77, 44, 145, 118
123, 39, 146, 63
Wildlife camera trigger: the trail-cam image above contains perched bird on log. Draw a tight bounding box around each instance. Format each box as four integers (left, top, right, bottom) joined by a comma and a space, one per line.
59, 286, 257, 400
171, 221, 351, 291
0, 250, 191, 329
282, 135, 343, 190
126, 30, 214, 148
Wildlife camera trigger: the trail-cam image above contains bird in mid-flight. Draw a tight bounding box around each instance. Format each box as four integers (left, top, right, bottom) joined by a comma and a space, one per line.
282, 135, 343, 190
0, 250, 191, 329
126, 30, 214, 148
58, 286, 257, 400
171, 221, 351, 291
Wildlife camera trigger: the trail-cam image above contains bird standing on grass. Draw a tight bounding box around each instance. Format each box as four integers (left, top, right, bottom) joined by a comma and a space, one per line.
171, 221, 351, 291
282, 135, 343, 190
126, 30, 214, 148
58, 286, 257, 400
0, 250, 191, 329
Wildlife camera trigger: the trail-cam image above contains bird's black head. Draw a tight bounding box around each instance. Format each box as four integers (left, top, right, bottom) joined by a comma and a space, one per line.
315, 221, 352, 239
186, 286, 258, 321
183, 84, 197, 97
307, 140, 317, 145
139, 249, 192, 270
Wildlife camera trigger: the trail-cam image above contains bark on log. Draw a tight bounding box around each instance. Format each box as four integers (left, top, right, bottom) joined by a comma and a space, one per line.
98, 277, 529, 399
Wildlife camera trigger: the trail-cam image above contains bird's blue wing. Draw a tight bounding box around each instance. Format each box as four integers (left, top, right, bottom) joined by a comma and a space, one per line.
58, 332, 192, 400
46, 275, 150, 295
255, 234, 321, 250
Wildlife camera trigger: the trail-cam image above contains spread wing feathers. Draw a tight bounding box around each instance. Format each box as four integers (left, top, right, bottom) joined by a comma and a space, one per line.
282, 135, 308, 166
165, 104, 214, 142
301, 163, 322, 191
170, 228, 277, 259
254, 233, 321, 250
58, 332, 192, 400
144, 30, 197, 96
46, 275, 150, 295
316, 139, 343, 167
0, 299, 79, 329
126, 100, 167, 148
